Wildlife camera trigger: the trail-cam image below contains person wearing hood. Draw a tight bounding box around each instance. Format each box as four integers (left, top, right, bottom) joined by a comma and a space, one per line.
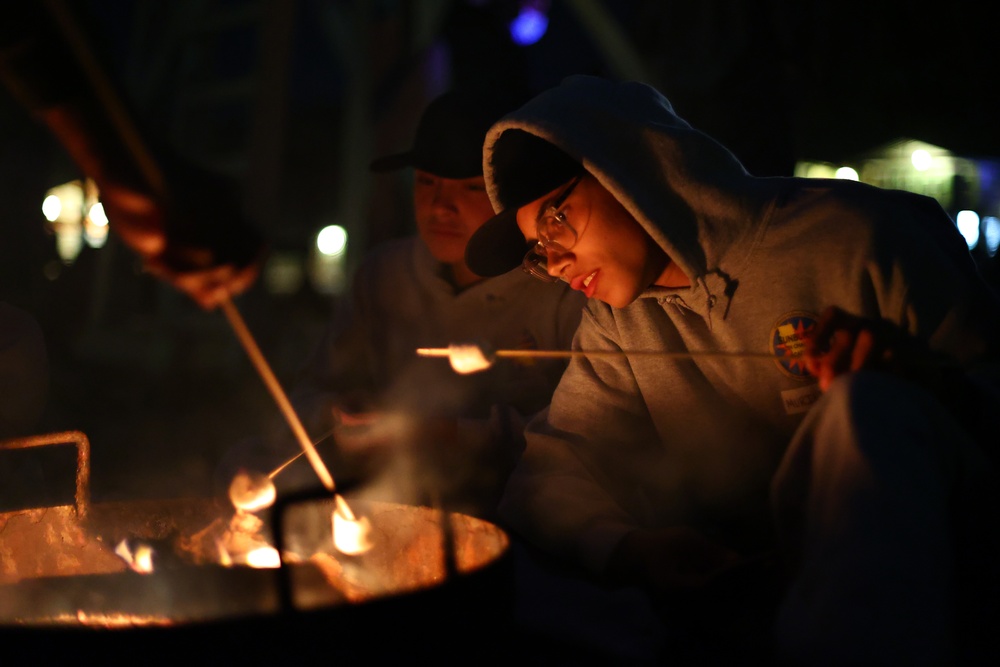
464, 75, 1000, 664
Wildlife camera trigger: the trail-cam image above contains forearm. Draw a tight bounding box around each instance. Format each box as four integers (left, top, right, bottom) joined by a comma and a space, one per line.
1, 3, 262, 282
0, 4, 153, 193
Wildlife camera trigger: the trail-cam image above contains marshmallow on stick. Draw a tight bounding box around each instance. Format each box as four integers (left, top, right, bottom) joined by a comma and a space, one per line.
228, 466, 372, 555
227, 448, 309, 513
443, 342, 497, 374
417, 342, 781, 375
228, 469, 278, 513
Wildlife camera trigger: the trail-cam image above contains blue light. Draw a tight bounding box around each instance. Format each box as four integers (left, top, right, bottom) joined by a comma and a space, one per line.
510, 7, 548, 46
984, 216, 1000, 257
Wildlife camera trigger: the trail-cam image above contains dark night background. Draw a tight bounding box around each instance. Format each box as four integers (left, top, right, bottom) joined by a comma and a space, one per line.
1, 0, 998, 505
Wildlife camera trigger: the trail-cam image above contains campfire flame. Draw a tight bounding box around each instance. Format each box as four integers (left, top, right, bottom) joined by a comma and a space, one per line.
114, 539, 155, 574
245, 545, 281, 568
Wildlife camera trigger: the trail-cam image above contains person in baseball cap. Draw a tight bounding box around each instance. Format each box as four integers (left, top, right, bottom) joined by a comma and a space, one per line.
370, 87, 510, 179
220, 85, 586, 522
464, 130, 583, 279
369, 86, 536, 288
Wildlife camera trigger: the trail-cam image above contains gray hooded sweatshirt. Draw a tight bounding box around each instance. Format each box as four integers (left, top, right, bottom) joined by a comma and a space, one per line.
486, 76, 1000, 573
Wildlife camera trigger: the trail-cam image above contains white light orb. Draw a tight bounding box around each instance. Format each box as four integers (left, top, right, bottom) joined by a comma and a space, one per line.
911, 149, 932, 171
88, 202, 108, 226
42, 195, 62, 222
955, 210, 980, 249
317, 225, 348, 256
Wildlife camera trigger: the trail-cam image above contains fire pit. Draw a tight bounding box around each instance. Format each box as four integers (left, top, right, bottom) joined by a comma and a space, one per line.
0, 431, 515, 661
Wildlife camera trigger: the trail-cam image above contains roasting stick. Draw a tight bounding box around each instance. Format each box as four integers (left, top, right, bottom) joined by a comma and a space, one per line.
55, 11, 370, 554
427, 348, 781, 360
222, 301, 372, 554
222, 304, 359, 512
50, 3, 335, 487
417, 344, 783, 374
269, 449, 305, 477
228, 430, 329, 514
262, 427, 331, 480
222, 299, 335, 490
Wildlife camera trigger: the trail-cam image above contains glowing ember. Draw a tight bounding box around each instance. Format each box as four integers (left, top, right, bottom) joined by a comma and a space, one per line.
34, 611, 174, 627
179, 511, 270, 566
332, 495, 373, 556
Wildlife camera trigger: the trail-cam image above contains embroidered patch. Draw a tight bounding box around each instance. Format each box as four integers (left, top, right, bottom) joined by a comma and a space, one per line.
770, 312, 818, 378
781, 385, 823, 414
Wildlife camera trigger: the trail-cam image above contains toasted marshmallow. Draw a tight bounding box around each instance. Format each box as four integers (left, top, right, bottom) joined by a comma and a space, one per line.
447, 342, 496, 374
229, 469, 277, 512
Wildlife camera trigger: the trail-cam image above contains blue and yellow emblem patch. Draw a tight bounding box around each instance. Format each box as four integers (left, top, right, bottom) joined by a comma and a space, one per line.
770, 312, 818, 378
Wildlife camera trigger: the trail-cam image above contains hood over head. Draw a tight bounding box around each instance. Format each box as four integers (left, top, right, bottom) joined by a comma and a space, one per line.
465, 75, 764, 299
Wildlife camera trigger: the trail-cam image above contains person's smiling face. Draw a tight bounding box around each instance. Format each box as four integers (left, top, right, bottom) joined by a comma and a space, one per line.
515, 172, 674, 308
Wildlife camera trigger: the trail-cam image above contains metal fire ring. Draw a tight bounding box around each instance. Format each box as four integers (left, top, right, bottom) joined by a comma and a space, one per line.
0, 430, 91, 520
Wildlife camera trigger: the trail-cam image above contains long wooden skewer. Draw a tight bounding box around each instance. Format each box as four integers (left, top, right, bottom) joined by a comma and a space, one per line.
264, 427, 334, 479
267, 450, 303, 479
221, 299, 336, 491
54, 6, 346, 502
417, 347, 785, 362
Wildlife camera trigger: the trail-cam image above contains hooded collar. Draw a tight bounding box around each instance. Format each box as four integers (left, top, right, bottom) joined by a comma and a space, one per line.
484, 75, 776, 321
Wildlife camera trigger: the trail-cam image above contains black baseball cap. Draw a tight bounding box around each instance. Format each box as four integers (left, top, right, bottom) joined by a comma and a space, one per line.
369, 88, 520, 179
465, 129, 583, 277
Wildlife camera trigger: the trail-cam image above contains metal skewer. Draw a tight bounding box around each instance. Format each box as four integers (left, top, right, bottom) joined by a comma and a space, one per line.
416, 346, 784, 362
268, 450, 304, 479
263, 428, 330, 480
228, 434, 330, 512
417, 344, 789, 375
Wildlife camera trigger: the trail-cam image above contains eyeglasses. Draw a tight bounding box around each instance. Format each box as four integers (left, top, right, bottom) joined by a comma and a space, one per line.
522, 175, 584, 283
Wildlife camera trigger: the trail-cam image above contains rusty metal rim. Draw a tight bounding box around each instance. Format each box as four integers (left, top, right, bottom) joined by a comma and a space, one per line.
0, 430, 91, 519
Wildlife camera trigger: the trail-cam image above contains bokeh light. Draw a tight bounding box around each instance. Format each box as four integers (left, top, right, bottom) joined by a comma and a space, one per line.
317, 224, 348, 256
911, 149, 932, 171
983, 216, 999, 257
41, 194, 62, 222
956, 209, 980, 249
510, 5, 548, 46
